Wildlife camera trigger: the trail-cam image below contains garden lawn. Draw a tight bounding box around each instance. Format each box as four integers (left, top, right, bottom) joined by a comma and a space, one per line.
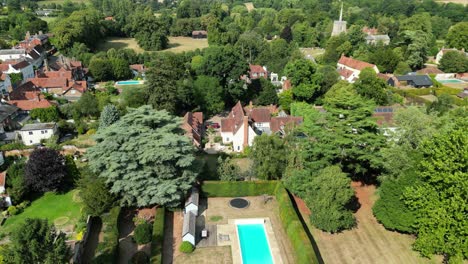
97, 37, 145, 53
1, 190, 82, 235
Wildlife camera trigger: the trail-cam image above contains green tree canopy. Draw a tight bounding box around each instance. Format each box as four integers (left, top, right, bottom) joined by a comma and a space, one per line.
87, 106, 199, 207
193, 75, 224, 116
439, 50, 468, 73
217, 157, 242, 181
404, 118, 467, 261
353, 68, 390, 105
78, 167, 115, 216
3, 218, 70, 264
306, 166, 355, 233
30, 107, 60, 122
99, 104, 120, 128
445, 22, 468, 50
251, 134, 287, 180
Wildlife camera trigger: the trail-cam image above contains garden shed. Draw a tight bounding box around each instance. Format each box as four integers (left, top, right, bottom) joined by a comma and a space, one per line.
182, 211, 196, 246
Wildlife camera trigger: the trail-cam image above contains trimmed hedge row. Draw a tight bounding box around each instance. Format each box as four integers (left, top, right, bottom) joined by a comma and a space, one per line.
150, 207, 165, 264
92, 206, 121, 264
275, 184, 320, 264
202, 181, 320, 264
201, 180, 278, 197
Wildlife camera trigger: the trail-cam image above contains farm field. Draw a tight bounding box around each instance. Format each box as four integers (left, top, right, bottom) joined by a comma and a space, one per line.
162, 37, 209, 53
436, 0, 467, 5
296, 182, 442, 264
0, 190, 82, 236
39, 16, 58, 24
97, 36, 208, 54
38, 0, 89, 5
97, 37, 145, 53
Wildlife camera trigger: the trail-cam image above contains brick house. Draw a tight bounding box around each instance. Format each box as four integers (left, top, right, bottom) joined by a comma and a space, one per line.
182, 112, 204, 148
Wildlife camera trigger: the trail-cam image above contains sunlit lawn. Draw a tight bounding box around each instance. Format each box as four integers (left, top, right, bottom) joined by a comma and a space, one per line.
1, 190, 82, 235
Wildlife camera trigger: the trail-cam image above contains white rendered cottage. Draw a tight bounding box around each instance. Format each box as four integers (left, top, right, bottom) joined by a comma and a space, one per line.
337, 55, 379, 83
18, 123, 57, 145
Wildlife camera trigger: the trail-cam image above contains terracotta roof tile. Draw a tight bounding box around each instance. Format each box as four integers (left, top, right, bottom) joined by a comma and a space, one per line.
182, 112, 203, 145
0, 171, 5, 187
338, 55, 376, 71
9, 99, 53, 111
270, 116, 303, 132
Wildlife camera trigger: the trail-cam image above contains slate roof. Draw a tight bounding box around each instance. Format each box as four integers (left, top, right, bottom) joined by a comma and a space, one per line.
9, 81, 41, 100
0, 103, 19, 122
12, 61, 31, 70
185, 187, 199, 207
20, 123, 56, 131
182, 211, 196, 237
338, 55, 377, 71
396, 75, 433, 87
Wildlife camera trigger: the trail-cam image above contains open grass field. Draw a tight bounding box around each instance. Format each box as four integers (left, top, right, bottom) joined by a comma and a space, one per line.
174, 246, 232, 264
0, 190, 82, 235
97, 37, 145, 53
436, 0, 467, 5
38, 0, 89, 5
39, 16, 58, 24
296, 182, 442, 264
163, 37, 209, 53
97, 36, 208, 54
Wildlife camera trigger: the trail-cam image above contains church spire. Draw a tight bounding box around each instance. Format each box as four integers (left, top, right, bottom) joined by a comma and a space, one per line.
339, 1, 343, 21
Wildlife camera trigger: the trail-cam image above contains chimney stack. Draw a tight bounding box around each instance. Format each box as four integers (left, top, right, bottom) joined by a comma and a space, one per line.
25, 31, 30, 41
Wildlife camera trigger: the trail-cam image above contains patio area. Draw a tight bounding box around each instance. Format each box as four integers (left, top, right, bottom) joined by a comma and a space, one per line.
170, 196, 295, 264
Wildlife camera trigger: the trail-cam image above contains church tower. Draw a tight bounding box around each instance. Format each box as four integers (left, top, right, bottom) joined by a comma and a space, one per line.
331, 1, 347, 36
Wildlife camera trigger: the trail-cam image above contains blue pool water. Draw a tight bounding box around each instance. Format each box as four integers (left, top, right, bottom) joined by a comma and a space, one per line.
237, 224, 273, 264
116, 80, 142, 85
438, 79, 463, 84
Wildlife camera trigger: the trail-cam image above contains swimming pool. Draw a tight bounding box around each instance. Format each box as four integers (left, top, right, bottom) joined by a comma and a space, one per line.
115, 80, 144, 85
237, 222, 273, 264
437, 79, 464, 84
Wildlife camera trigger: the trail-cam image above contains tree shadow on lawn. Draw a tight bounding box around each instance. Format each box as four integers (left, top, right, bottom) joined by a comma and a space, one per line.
287, 190, 325, 264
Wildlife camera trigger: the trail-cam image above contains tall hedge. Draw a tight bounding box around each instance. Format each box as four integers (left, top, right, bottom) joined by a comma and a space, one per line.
150, 207, 165, 264
201, 181, 278, 197
275, 184, 320, 264
92, 206, 121, 264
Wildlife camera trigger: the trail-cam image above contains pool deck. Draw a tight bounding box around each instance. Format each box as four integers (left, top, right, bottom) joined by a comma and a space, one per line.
217, 218, 283, 264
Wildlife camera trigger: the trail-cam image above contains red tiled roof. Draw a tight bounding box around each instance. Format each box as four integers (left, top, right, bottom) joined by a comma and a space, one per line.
9, 99, 53, 111
39, 70, 73, 79
247, 108, 272, 123
282, 79, 291, 91
270, 116, 303, 132
0, 171, 5, 187
130, 64, 145, 72
0, 72, 7, 81
338, 68, 354, 79
338, 55, 376, 71
417, 67, 444, 75
249, 64, 267, 74
221, 101, 245, 133
29, 77, 68, 89
0, 64, 9, 71
377, 73, 392, 81
362, 26, 378, 35
182, 112, 203, 146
